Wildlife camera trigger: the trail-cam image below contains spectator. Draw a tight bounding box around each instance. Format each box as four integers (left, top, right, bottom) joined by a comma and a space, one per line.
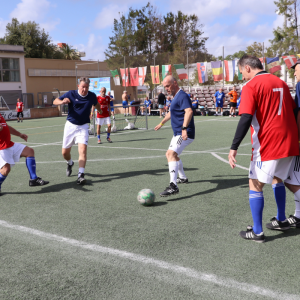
227, 86, 239, 117
165, 96, 172, 113
214, 88, 225, 116
157, 91, 166, 118
191, 95, 199, 116
141, 97, 152, 115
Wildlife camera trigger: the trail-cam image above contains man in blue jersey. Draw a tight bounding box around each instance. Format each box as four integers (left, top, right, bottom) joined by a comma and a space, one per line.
141, 97, 152, 115
53, 77, 102, 185
213, 88, 225, 116
165, 96, 172, 113
155, 75, 194, 196
107, 91, 115, 120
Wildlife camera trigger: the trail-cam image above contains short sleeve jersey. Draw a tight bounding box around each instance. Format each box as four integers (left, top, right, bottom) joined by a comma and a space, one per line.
214, 91, 225, 102
59, 90, 97, 125
228, 90, 238, 103
170, 90, 195, 139
16, 102, 24, 112
110, 95, 114, 107
97, 95, 110, 118
239, 72, 298, 161
166, 99, 172, 107
157, 93, 166, 105
144, 99, 151, 107
192, 99, 198, 108
0, 115, 14, 150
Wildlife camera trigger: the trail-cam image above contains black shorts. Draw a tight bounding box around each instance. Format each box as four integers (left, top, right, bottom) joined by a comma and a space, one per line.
17, 112, 23, 118
230, 102, 237, 108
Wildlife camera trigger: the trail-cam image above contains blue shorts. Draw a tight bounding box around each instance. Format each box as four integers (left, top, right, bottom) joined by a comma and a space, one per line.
110, 102, 114, 112
215, 101, 223, 108
122, 101, 128, 108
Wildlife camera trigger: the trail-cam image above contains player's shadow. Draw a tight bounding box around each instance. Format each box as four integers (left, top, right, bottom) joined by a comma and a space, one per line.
167, 176, 249, 202
114, 138, 166, 143
265, 229, 300, 242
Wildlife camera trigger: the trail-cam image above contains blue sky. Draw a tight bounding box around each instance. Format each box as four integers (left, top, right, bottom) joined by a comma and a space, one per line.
0, 0, 283, 61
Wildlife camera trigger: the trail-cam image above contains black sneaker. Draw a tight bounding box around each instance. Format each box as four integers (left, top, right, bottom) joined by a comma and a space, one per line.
77, 173, 86, 185
29, 177, 49, 186
177, 178, 188, 184
66, 162, 74, 177
239, 225, 265, 243
266, 217, 290, 231
107, 137, 112, 143
287, 215, 300, 228
160, 182, 179, 197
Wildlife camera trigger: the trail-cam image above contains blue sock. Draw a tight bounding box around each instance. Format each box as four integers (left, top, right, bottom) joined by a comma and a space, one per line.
272, 182, 286, 221
26, 157, 37, 180
97, 134, 100, 140
107, 132, 110, 138
249, 190, 264, 234
0, 173, 7, 190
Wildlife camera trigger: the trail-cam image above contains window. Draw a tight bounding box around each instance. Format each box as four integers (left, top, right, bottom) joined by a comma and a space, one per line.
0, 58, 20, 82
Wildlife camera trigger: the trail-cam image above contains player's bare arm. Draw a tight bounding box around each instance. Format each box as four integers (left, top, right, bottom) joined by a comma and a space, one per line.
155, 111, 171, 131
182, 107, 193, 140
228, 149, 237, 169
8, 125, 28, 142
53, 98, 71, 105
94, 102, 103, 115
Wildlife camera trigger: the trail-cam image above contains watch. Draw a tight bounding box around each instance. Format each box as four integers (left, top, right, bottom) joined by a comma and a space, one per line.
181, 126, 188, 130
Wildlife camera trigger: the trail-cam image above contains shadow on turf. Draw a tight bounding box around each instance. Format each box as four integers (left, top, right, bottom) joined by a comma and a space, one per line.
265, 228, 300, 242
113, 137, 166, 143
166, 176, 249, 202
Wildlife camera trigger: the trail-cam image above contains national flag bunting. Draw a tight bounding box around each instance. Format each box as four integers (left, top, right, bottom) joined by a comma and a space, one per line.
282, 55, 297, 69
110, 69, 120, 86
129, 68, 139, 86
150, 65, 160, 84
174, 64, 188, 80
138, 66, 147, 86
162, 65, 172, 79
238, 68, 243, 80
211, 61, 223, 81
224, 60, 237, 82
197, 62, 208, 83
120, 68, 130, 87
266, 57, 281, 74
187, 63, 197, 81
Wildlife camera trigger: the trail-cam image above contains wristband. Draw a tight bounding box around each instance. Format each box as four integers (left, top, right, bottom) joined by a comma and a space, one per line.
160, 122, 164, 126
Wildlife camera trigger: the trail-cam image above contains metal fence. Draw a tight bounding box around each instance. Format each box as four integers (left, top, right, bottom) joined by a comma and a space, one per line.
37, 92, 55, 107
22, 93, 34, 109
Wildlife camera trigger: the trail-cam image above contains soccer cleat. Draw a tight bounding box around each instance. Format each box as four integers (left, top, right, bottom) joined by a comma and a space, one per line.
29, 177, 49, 186
66, 162, 74, 177
77, 173, 86, 185
239, 225, 265, 243
98, 139, 102, 144
17, 120, 20, 122
160, 182, 179, 197
107, 137, 112, 143
177, 177, 189, 184
266, 217, 290, 231
287, 215, 300, 228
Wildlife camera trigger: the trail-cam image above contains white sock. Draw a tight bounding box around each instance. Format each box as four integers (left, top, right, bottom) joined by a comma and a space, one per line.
294, 189, 300, 218
67, 159, 73, 165
177, 159, 187, 179
78, 167, 85, 176
168, 161, 178, 186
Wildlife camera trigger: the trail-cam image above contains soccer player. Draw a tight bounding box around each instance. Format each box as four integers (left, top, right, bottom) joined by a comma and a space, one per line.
94, 87, 112, 144
155, 75, 194, 197
122, 91, 129, 116
16, 98, 24, 122
53, 77, 102, 185
213, 88, 225, 116
227, 86, 239, 117
284, 59, 300, 227
107, 91, 115, 120
165, 96, 172, 113
228, 55, 299, 243
0, 114, 48, 194
141, 97, 151, 116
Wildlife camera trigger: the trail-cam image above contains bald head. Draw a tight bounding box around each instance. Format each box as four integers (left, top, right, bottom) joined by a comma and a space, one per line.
163, 75, 179, 96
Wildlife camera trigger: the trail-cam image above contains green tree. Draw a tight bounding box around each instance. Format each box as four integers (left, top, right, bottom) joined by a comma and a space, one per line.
59, 44, 80, 60
0, 18, 64, 59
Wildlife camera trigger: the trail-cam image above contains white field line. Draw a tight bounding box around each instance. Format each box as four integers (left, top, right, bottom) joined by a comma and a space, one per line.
211, 153, 248, 171
0, 219, 297, 300
18, 124, 64, 130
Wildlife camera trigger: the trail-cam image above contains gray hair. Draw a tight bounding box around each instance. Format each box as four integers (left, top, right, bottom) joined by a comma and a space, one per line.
79, 77, 90, 85
238, 55, 263, 70
164, 75, 177, 84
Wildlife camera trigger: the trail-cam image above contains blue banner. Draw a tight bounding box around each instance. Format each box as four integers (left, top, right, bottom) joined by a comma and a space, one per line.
89, 77, 111, 95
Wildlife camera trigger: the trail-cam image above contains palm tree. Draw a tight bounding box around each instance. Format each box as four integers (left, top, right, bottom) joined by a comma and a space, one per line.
60, 44, 80, 60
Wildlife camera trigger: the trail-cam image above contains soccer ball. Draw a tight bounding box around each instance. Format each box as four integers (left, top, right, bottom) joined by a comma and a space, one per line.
137, 189, 155, 206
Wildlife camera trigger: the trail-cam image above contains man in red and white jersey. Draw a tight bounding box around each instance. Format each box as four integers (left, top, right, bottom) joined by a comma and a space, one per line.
228, 55, 299, 243
0, 114, 48, 194
16, 98, 24, 122
94, 87, 112, 144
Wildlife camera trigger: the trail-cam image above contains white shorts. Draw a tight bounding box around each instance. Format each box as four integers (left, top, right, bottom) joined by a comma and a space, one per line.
62, 121, 89, 149
0, 143, 26, 169
249, 156, 294, 184
285, 156, 300, 185
96, 117, 111, 126
168, 135, 194, 156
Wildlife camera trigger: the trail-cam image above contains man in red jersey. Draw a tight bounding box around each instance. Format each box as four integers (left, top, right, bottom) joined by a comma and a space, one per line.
16, 98, 24, 122
228, 55, 299, 243
94, 87, 112, 144
0, 114, 48, 194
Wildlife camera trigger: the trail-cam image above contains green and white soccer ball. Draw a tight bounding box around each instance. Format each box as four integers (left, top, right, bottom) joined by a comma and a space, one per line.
137, 189, 155, 206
